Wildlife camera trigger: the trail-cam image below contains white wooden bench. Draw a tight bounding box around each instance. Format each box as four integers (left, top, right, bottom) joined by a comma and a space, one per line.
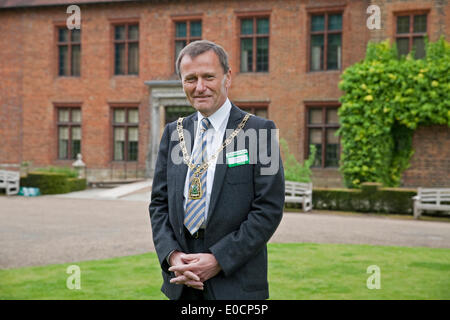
413, 188, 450, 219
0, 169, 20, 195
285, 181, 313, 212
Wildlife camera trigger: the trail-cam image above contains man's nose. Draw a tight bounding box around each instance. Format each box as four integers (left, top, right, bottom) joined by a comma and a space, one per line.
195, 78, 207, 92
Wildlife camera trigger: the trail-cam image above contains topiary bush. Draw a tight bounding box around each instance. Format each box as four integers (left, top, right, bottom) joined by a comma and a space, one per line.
21, 172, 71, 195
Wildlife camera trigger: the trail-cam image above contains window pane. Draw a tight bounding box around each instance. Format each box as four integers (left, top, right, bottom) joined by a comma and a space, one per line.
328, 14, 342, 30
114, 109, 126, 123
72, 127, 81, 159
309, 109, 322, 124
72, 140, 81, 160
114, 43, 125, 74
114, 127, 125, 161
254, 108, 268, 118
128, 109, 139, 123
72, 126, 81, 140
256, 37, 269, 72
71, 109, 81, 123
240, 38, 253, 72
327, 34, 341, 70
58, 109, 70, 122
128, 42, 139, 75
58, 127, 69, 159
397, 16, 410, 34
71, 44, 81, 76
396, 38, 410, 56
71, 29, 81, 42
190, 21, 202, 37
326, 128, 339, 167
165, 106, 196, 124
311, 15, 325, 32
310, 35, 323, 71
309, 128, 322, 167
58, 45, 68, 76
175, 22, 187, 38
413, 37, 425, 59
326, 108, 339, 124
58, 28, 68, 42
128, 25, 139, 40
257, 18, 269, 34
241, 19, 253, 35
115, 25, 125, 40
326, 128, 339, 144
413, 14, 427, 33
175, 40, 186, 62
128, 141, 138, 161
128, 127, 138, 142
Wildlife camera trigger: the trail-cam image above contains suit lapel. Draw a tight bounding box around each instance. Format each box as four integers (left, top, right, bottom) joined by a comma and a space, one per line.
206, 104, 245, 226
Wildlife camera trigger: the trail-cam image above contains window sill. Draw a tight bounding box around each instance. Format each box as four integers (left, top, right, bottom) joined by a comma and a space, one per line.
237, 71, 270, 75
112, 74, 140, 78
307, 70, 342, 74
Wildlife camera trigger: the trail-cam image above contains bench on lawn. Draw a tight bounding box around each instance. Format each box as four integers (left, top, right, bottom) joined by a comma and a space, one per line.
284, 181, 313, 212
413, 188, 450, 219
0, 169, 20, 195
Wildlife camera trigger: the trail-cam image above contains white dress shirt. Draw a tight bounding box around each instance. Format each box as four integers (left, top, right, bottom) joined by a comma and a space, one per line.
183, 98, 232, 225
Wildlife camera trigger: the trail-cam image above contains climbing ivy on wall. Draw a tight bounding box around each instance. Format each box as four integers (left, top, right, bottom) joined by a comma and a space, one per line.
337, 37, 450, 188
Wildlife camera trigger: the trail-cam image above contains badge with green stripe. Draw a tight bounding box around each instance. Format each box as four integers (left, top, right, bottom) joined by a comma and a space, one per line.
226, 149, 249, 167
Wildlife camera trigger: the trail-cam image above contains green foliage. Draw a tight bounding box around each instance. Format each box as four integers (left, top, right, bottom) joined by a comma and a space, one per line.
21, 172, 71, 195
338, 37, 450, 187
67, 178, 87, 192
34, 166, 78, 178
21, 172, 87, 195
312, 183, 417, 214
280, 138, 316, 183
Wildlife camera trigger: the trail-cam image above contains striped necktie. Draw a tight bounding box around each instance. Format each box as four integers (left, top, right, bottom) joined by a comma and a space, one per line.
184, 117, 211, 235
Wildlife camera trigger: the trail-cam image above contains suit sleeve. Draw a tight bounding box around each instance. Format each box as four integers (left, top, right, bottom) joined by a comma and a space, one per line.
209, 119, 285, 276
149, 124, 182, 273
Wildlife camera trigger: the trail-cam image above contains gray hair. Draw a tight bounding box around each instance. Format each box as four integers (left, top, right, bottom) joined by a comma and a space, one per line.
175, 40, 230, 77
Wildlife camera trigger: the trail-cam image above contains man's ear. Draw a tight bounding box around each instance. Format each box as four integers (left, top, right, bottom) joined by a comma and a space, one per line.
225, 68, 232, 88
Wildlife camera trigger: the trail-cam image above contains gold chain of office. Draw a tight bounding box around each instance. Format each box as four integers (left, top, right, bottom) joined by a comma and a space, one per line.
176, 113, 252, 177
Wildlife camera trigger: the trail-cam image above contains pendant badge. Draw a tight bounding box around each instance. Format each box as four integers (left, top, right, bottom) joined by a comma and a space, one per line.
188, 176, 202, 200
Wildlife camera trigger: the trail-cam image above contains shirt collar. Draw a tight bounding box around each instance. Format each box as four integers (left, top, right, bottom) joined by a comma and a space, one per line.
197, 98, 231, 132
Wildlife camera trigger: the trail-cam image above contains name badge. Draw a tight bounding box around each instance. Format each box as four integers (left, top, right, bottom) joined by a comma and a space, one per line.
226, 149, 249, 167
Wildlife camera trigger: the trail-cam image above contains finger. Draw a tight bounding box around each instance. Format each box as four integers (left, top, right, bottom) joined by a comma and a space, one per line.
183, 270, 200, 281
181, 254, 200, 261
169, 264, 195, 273
186, 281, 204, 290
170, 275, 187, 284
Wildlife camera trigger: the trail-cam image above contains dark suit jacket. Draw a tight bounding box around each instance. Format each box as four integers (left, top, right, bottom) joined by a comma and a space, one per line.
149, 104, 285, 300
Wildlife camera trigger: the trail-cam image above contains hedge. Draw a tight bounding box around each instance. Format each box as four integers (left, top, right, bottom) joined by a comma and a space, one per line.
20, 172, 86, 195
67, 177, 87, 192
310, 183, 416, 215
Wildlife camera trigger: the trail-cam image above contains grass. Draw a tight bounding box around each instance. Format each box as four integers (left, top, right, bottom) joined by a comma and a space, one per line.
1, 243, 449, 300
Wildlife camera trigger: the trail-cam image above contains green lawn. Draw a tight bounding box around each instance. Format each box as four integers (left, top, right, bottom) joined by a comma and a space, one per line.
1, 243, 449, 300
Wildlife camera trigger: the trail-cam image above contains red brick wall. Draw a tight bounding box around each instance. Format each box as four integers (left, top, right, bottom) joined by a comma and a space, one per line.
0, 0, 448, 185
0, 10, 24, 165
402, 125, 450, 188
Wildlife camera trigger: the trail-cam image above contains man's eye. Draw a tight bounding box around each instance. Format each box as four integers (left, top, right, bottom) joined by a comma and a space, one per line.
185, 78, 196, 83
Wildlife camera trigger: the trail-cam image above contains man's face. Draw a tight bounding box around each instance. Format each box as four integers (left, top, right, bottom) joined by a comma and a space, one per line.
179, 50, 231, 117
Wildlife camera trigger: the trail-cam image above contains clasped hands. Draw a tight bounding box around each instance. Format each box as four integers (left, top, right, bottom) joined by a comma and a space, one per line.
168, 251, 221, 290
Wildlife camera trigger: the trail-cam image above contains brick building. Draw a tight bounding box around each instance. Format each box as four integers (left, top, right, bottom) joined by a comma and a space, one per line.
0, 0, 448, 187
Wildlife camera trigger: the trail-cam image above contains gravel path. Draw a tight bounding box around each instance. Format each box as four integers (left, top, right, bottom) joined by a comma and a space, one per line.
1, 196, 449, 269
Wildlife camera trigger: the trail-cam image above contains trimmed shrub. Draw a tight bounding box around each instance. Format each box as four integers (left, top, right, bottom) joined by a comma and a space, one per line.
311, 184, 416, 214
67, 178, 87, 192
21, 172, 70, 195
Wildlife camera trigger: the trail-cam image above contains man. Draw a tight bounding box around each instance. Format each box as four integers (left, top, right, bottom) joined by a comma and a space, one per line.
149, 40, 284, 300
